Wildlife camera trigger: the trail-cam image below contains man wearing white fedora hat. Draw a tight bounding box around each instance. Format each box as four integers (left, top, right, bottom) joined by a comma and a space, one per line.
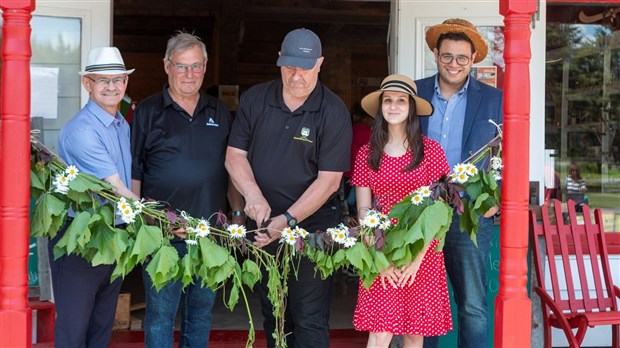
51, 46, 139, 347
416, 18, 503, 348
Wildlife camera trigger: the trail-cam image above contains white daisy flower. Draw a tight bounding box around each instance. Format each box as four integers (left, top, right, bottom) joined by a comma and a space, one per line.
361, 213, 380, 228
453, 172, 470, 184
379, 219, 392, 230
294, 227, 309, 239
227, 224, 246, 239
133, 200, 145, 214
493, 171, 502, 181
453, 163, 467, 174
416, 186, 431, 198
467, 166, 478, 176
332, 229, 348, 244
411, 194, 424, 205
185, 239, 198, 245
65, 165, 79, 180
281, 233, 298, 246
120, 206, 136, 224
491, 156, 503, 171
53, 183, 69, 195
343, 236, 357, 248
195, 220, 210, 237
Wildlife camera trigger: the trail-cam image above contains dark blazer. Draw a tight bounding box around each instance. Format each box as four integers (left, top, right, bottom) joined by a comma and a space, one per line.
416, 75, 503, 168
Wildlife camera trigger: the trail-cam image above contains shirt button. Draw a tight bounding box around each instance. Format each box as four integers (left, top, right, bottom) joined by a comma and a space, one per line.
285, 125, 289, 129
443, 134, 447, 138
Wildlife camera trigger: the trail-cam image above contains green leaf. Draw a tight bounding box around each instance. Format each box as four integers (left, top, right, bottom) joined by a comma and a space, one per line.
199, 238, 229, 268
370, 248, 390, 273
180, 253, 195, 287
30, 169, 46, 198
227, 283, 240, 309
89, 224, 130, 266
97, 205, 115, 225
473, 192, 490, 210
145, 244, 180, 291
68, 173, 111, 193
241, 259, 261, 288
131, 224, 163, 263
111, 237, 135, 281
204, 255, 235, 289
54, 211, 93, 257
31, 193, 67, 238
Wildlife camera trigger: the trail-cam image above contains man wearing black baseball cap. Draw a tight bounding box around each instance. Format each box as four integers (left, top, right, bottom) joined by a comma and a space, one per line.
226, 28, 352, 348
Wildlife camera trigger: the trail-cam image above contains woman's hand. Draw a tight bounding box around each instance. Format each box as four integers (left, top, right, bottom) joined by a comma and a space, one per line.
397, 259, 422, 287
379, 264, 401, 289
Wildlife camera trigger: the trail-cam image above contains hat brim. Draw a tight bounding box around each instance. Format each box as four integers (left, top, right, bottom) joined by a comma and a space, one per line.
277, 56, 317, 70
79, 68, 135, 76
361, 90, 433, 118
425, 23, 488, 63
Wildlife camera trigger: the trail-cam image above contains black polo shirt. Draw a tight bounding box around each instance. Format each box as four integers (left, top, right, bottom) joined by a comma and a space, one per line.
131, 86, 232, 220
228, 79, 352, 216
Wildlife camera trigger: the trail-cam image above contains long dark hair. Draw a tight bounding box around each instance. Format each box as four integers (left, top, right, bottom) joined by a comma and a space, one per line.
368, 94, 425, 172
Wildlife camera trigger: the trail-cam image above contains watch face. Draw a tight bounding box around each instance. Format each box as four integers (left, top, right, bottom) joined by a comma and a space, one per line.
288, 219, 297, 227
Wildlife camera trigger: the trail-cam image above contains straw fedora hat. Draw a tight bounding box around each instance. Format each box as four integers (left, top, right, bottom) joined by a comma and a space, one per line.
79, 47, 135, 76
361, 74, 433, 118
425, 18, 488, 63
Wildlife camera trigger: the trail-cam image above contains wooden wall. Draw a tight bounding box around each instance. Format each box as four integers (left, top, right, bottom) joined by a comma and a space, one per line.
113, 0, 390, 110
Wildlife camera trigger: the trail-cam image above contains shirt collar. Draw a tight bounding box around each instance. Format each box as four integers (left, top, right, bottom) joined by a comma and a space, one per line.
433, 74, 471, 97
86, 99, 124, 127
161, 84, 208, 113
269, 79, 323, 114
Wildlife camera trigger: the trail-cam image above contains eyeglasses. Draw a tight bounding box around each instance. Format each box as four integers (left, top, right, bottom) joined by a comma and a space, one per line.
167, 58, 205, 74
439, 53, 472, 66
86, 76, 127, 87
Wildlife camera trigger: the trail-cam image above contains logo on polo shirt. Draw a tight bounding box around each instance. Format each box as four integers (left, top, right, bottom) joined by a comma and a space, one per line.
293, 127, 313, 143
206, 117, 219, 127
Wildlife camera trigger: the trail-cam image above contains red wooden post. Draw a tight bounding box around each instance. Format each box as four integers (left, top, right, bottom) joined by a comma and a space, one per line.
0, 0, 36, 347
495, 0, 536, 347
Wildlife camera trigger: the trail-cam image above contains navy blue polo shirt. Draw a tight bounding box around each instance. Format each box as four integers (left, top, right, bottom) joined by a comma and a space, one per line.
131, 86, 232, 220
228, 79, 352, 215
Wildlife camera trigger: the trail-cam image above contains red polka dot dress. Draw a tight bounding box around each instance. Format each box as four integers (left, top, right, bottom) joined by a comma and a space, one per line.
350, 136, 453, 336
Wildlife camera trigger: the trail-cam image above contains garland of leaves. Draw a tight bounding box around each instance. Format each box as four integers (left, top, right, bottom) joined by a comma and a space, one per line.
29, 123, 502, 348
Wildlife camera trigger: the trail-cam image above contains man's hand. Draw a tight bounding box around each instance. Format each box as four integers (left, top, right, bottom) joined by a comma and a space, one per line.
483, 205, 499, 218
170, 227, 187, 239
253, 215, 285, 248
245, 192, 272, 227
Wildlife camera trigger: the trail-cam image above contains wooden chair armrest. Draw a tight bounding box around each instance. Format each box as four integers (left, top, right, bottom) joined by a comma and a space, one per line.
535, 287, 566, 318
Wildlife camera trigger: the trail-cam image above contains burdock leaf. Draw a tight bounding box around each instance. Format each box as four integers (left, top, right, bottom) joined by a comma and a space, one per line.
53, 211, 92, 257
31, 193, 67, 237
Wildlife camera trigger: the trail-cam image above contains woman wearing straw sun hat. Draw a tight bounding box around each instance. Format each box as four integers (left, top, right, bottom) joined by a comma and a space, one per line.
415, 18, 503, 348
351, 74, 453, 348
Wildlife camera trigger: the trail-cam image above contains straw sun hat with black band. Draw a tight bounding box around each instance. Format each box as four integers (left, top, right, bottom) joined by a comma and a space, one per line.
425, 18, 488, 64
361, 74, 433, 118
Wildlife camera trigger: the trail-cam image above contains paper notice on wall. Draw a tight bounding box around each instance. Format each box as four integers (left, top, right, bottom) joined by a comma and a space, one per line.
474, 66, 497, 88
31, 66, 59, 119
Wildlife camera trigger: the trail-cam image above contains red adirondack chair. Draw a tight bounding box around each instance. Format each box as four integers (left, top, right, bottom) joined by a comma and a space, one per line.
530, 200, 620, 348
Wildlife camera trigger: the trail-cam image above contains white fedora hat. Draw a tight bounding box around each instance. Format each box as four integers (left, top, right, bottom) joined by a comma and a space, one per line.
79, 47, 135, 76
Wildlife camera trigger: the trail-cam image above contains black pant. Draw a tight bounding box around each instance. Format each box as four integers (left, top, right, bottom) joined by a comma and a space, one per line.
252, 201, 341, 348
49, 220, 122, 348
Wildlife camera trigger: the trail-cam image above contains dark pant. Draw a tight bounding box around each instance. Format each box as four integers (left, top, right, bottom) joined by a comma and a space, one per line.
253, 201, 341, 348
142, 242, 216, 348
424, 214, 494, 348
48, 222, 122, 348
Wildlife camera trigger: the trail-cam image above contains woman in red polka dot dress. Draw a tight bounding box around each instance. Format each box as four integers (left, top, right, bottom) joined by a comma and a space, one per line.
351, 74, 453, 347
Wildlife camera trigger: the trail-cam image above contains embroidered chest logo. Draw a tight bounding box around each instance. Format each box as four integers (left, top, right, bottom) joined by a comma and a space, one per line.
206, 117, 219, 127
293, 127, 313, 143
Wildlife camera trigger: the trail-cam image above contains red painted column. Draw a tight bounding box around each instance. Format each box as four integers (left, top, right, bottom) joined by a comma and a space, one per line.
495, 0, 536, 347
0, 1, 36, 347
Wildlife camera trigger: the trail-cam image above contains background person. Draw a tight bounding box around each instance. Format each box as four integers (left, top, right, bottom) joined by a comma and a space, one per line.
225, 28, 352, 348
131, 32, 244, 347
352, 74, 453, 348
416, 18, 503, 348
566, 162, 588, 210
51, 46, 138, 347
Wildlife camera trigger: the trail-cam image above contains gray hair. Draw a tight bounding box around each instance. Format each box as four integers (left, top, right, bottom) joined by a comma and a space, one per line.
164, 31, 208, 61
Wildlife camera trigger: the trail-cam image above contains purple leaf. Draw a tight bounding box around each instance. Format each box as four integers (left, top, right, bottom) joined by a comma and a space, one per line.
375, 228, 384, 250
165, 210, 177, 224
348, 227, 359, 237
295, 238, 304, 252
215, 211, 228, 227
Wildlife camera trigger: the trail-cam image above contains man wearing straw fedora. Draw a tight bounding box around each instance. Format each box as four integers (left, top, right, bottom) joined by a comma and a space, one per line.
52, 46, 139, 347
415, 19, 503, 348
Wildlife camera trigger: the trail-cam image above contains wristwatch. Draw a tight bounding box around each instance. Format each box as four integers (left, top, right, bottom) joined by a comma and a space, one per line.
283, 211, 297, 227
231, 210, 246, 218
